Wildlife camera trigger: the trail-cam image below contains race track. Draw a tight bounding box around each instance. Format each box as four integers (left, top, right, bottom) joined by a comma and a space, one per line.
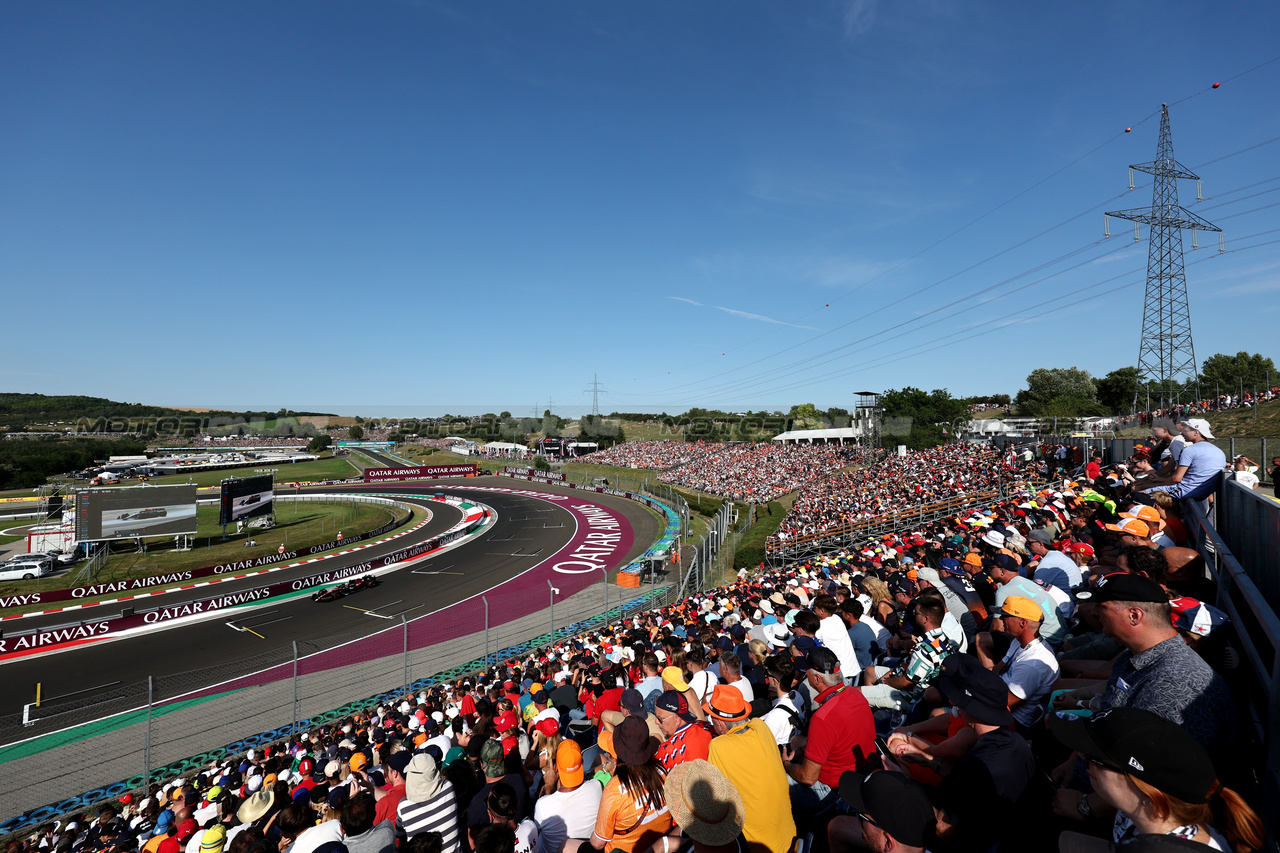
0, 476, 659, 718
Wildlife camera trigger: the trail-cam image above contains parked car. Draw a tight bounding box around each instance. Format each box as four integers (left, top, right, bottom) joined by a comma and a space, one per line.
0, 556, 53, 581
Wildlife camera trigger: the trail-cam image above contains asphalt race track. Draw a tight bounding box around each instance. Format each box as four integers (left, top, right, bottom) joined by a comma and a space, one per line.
0, 476, 659, 717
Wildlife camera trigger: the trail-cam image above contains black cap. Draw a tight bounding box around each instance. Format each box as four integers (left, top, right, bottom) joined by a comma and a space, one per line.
936, 654, 1015, 726
1058, 830, 1208, 853
1075, 572, 1167, 605
385, 750, 412, 776
1046, 707, 1218, 804
807, 646, 840, 676
838, 771, 934, 848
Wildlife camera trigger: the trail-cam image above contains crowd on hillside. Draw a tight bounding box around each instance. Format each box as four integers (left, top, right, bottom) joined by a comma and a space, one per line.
18, 416, 1267, 853
772, 444, 1035, 542
1119, 385, 1280, 430
579, 441, 867, 503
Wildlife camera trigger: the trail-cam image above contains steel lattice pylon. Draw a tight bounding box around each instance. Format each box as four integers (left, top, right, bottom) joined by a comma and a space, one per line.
1106, 104, 1222, 410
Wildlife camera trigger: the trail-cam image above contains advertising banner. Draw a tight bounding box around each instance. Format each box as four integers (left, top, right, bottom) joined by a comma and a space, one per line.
218, 474, 275, 525
363, 465, 478, 482
75, 485, 199, 541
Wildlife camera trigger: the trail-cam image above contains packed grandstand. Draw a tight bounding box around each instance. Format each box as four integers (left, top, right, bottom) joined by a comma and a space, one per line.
10, 417, 1271, 853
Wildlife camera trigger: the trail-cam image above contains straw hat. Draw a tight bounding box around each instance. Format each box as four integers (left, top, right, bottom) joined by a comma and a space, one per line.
663, 760, 745, 848
236, 790, 274, 824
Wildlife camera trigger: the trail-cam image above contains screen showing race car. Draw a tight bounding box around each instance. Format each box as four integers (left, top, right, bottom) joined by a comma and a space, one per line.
75, 485, 200, 541
218, 474, 275, 525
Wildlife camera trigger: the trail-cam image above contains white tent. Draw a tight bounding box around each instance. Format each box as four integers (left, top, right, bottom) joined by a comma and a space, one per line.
483, 441, 530, 455
770, 427, 862, 445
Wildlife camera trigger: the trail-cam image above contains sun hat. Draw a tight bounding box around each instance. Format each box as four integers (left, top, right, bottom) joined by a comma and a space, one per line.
613, 715, 660, 766
349, 752, 368, 772
1047, 707, 1219, 804
556, 740, 585, 788
1065, 542, 1095, 557
1122, 505, 1161, 524
838, 770, 935, 849
597, 730, 615, 758
405, 753, 444, 802
702, 685, 749, 723
663, 760, 745, 848
236, 789, 275, 825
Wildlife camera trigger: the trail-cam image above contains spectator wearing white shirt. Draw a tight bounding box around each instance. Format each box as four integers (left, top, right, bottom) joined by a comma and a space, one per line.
718, 652, 754, 703
989, 596, 1059, 728
811, 595, 860, 681
533, 741, 602, 853
685, 647, 719, 703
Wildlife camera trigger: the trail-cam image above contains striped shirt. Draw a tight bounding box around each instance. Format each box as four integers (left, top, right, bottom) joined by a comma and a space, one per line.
396, 780, 460, 853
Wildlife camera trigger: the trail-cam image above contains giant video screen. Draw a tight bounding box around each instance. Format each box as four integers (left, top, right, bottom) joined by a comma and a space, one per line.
219, 474, 275, 525
75, 485, 199, 541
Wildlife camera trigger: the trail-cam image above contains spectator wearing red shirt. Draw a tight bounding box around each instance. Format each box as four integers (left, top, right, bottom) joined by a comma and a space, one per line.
373, 750, 411, 825
782, 648, 876, 830
653, 690, 712, 771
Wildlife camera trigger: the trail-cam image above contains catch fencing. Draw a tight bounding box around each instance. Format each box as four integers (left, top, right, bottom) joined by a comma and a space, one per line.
0, 569, 670, 833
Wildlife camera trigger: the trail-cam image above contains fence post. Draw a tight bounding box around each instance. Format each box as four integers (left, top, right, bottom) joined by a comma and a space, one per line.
1263, 438, 1269, 485
548, 581, 555, 639
1230, 437, 1236, 460
483, 597, 490, 665
402, 615, 409, 696
601, 568, 608, 614
144, 676, 153, 793
291, 641, 299, 737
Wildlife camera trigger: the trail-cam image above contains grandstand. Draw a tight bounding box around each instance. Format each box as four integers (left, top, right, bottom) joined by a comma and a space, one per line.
2, 436, 1277, 853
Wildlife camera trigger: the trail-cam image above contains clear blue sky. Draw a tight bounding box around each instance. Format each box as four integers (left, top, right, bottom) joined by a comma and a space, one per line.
3, 1, 1278, 418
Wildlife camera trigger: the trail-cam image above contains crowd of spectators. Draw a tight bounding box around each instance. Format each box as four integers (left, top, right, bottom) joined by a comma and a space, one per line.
579, 442, 868, 504
772, 444, 1037, 543
1117, 385, 1279, 431
16, 418, 1266, 853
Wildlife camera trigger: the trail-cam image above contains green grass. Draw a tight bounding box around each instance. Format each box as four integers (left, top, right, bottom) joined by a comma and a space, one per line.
128, 456, 363, 488
0, 500, 419, 614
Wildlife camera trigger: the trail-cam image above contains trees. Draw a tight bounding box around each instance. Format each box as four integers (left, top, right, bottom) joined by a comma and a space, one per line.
1014, 367, 1102, 416
1198, 352, 1277, 396
880, 387, 969, 449
347, 425, 364, 441
787, 403, 823, 429
1096, 367, 1144, 414
308, 435, 333, 454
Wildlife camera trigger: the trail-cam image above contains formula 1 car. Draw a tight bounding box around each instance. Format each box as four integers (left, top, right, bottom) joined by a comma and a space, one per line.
342, 574, 379, 593
312, 586, 347, 602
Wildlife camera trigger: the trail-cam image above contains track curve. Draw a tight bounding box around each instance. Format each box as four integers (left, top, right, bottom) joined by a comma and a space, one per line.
0, 476, 659, 717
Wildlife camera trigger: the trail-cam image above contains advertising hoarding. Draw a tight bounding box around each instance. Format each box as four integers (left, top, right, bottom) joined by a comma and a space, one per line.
218, 474, 275, 525
363, 464, 478, 482
75, 485, 199, 541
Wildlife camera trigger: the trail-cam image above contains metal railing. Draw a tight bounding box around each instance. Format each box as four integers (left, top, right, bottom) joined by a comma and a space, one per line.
1184, 480, 1280, 827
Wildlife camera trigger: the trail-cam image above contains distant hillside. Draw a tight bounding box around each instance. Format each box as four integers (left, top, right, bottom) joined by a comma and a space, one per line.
0, 393, 335, 431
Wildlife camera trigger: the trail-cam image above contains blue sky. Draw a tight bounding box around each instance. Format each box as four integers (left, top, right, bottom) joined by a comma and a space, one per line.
3, 1, 1278, 418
